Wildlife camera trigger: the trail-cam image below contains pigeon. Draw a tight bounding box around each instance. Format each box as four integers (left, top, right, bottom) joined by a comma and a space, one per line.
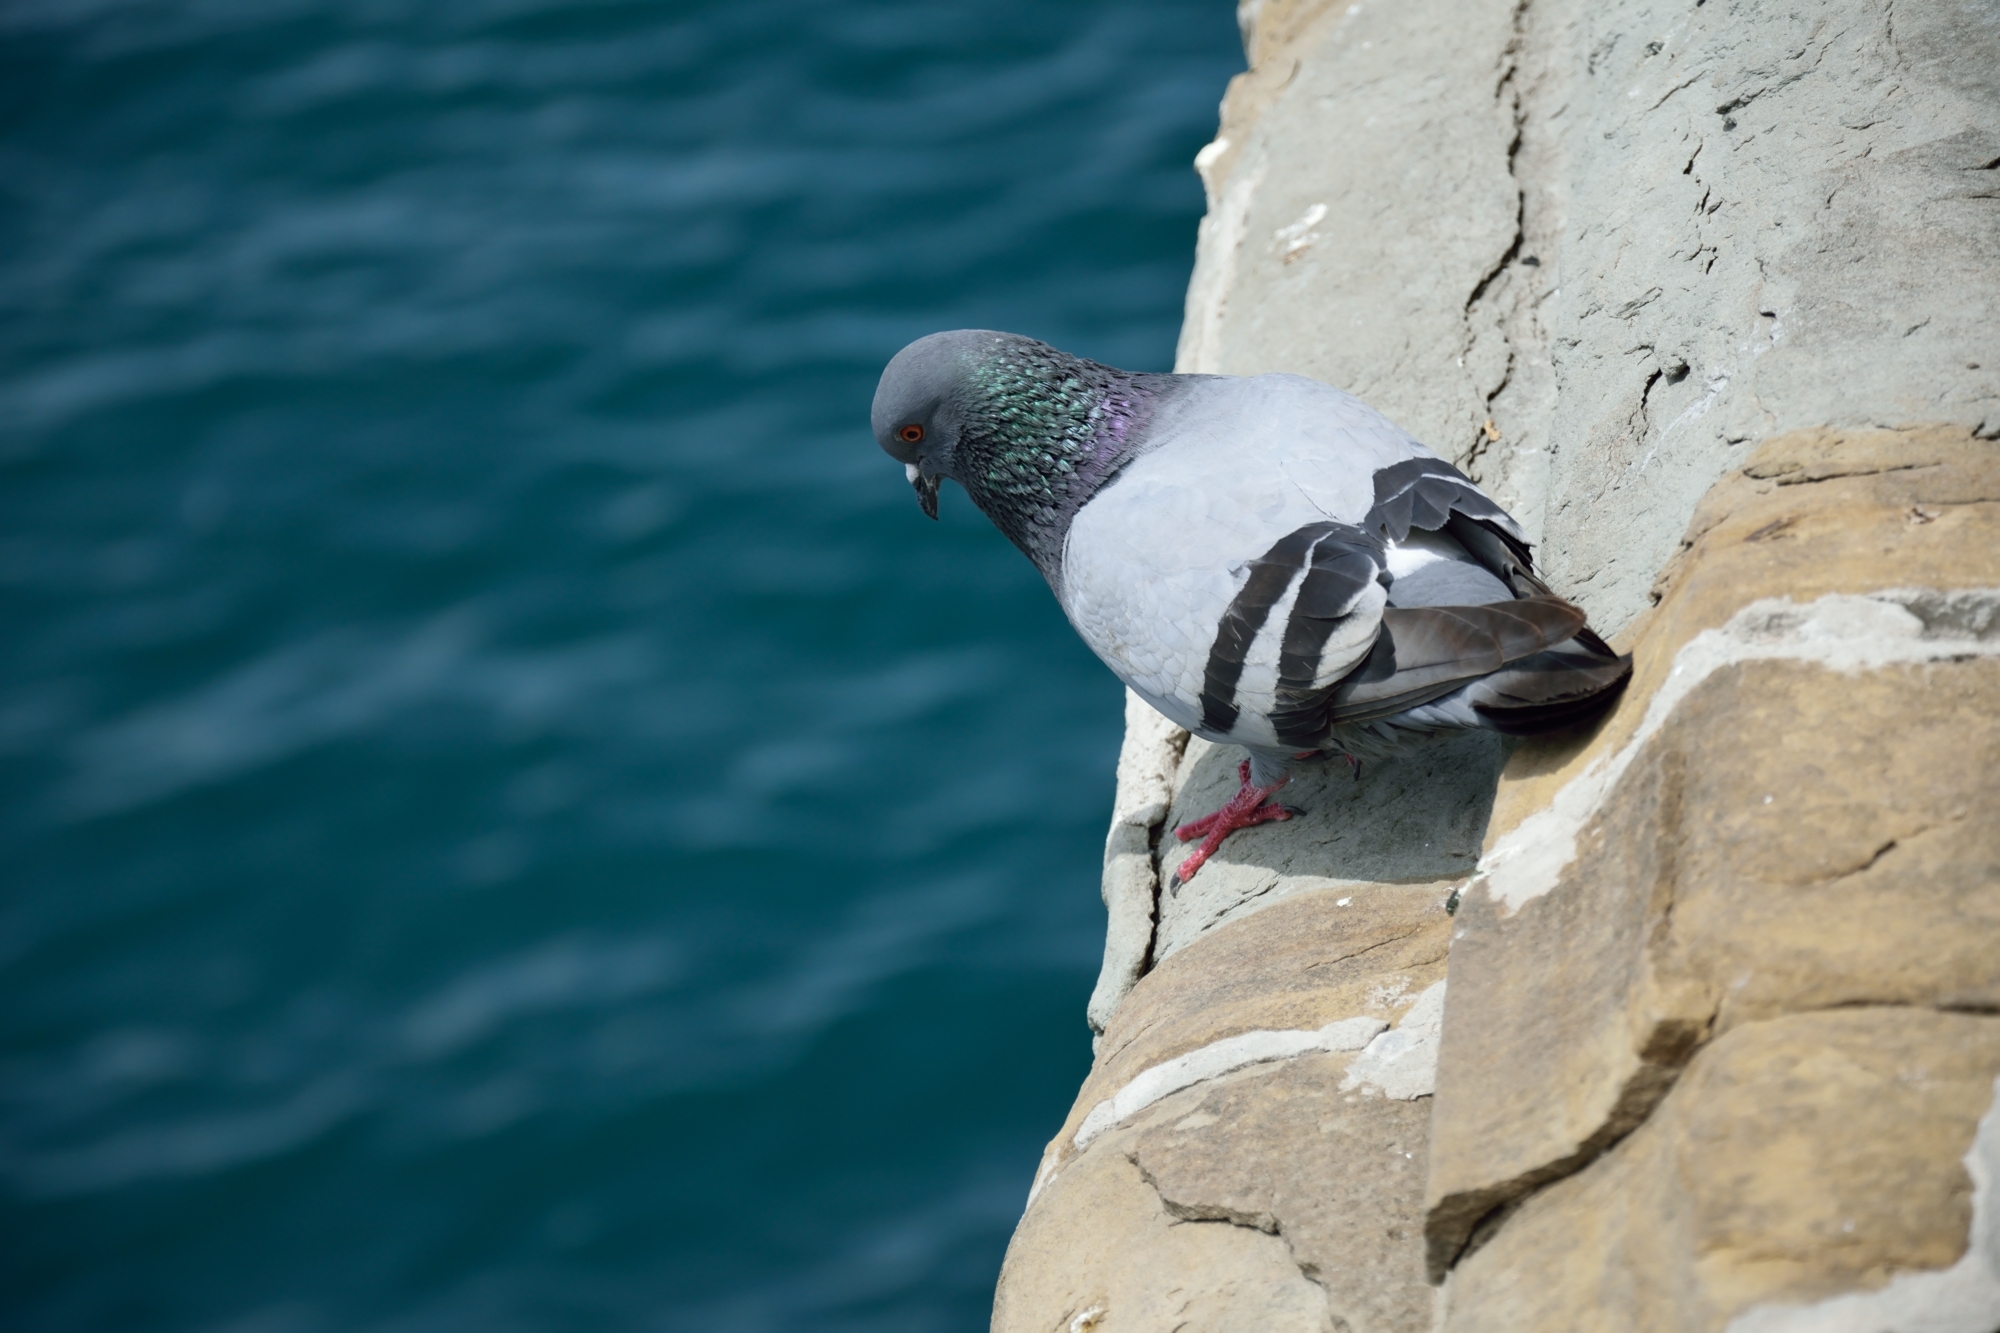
870, 330, 1630, 887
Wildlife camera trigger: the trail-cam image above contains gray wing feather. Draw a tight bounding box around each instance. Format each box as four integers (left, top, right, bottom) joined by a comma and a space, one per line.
1327, 596, 1589, 725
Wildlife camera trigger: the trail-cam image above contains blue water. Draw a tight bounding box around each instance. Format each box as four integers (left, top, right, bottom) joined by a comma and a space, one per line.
0, 3, 1240, 1329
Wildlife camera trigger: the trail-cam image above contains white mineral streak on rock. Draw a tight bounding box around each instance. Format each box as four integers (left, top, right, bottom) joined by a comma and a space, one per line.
1341, 980, 1446, 1101
1726, 1077, 2000, 1333
1272, 202, 1327, 260
1476, 589, 2000, 916
1072, 1016, 1391, 1150
1088, 691, 1189, 1036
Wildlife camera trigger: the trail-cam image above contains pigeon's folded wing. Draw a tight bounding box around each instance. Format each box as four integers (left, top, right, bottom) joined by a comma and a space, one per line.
1327, 595, 1598, 725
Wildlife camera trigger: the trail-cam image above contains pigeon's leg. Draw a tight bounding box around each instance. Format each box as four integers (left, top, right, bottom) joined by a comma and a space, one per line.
1170, 760, 1297, 889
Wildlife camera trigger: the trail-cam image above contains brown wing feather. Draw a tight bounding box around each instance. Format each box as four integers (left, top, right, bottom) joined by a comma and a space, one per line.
1328, 595, 1589, 723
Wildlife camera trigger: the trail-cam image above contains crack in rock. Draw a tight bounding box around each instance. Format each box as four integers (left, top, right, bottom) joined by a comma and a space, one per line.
1134, 1153, 1282, 1236
1130, 1150, 1355, 1330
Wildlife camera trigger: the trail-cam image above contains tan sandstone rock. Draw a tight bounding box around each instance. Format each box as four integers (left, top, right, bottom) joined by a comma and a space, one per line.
997, 1047, 1444, 1333
1041, 885, 1449, 1190
1128, 1056, 1437, 1332
1425, 426, 2000, 1276
1443, 1009, 2000, 1332
996, 1123, 1336, 1333
1000, 886, 1453, 1332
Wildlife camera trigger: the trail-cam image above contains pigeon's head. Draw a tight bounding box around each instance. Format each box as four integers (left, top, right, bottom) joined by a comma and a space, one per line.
871, 329, 1013, 520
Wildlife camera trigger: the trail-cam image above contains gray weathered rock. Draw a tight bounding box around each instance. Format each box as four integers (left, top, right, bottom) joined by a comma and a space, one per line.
1524, 0, 2000, 633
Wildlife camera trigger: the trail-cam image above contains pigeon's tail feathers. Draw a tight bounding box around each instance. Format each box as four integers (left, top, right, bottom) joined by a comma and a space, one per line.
1326, 596, 1589, 726
1465, 633, 1633, 736
1445, 513, 1551, 598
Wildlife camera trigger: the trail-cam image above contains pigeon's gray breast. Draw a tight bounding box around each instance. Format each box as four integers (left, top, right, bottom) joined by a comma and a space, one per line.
1056, 373, 1438, 749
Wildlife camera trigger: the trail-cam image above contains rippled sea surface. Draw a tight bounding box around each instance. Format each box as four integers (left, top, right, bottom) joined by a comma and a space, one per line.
0, 2, 1241, 1329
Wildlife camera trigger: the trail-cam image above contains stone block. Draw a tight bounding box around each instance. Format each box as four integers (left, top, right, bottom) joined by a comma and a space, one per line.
1531, 3, 2000, 633
998, 1049, 1442, 1333
996, 1113, 1336, 1333
1442, 1009, 2000, 1332
1425, 427, 2000, 1276
1130, 1055, 1438, 1333
1002, 886, 1455, 1332
1047, 885, 1450, 1188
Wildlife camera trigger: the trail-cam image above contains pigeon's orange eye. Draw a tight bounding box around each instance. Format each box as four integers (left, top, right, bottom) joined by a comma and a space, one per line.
898, 424, 924, 444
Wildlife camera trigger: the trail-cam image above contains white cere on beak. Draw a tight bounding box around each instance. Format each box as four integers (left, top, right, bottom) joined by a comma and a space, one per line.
904, 463, 921, 483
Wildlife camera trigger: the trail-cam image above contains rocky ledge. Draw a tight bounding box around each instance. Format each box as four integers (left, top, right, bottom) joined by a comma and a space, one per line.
995, 1, 2000, 1329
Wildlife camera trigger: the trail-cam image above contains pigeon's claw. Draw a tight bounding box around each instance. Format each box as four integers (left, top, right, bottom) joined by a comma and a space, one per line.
1169, 760, 1294, 889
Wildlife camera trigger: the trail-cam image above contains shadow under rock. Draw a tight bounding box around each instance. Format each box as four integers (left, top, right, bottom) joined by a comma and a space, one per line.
1152, 731, 1506, 959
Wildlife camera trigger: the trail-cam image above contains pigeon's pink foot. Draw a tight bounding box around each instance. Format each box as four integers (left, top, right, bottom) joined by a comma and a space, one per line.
1170, 760, 1297, 888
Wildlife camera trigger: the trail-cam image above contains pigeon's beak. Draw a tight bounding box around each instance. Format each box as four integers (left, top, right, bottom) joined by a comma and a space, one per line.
905, 463, 940, 521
